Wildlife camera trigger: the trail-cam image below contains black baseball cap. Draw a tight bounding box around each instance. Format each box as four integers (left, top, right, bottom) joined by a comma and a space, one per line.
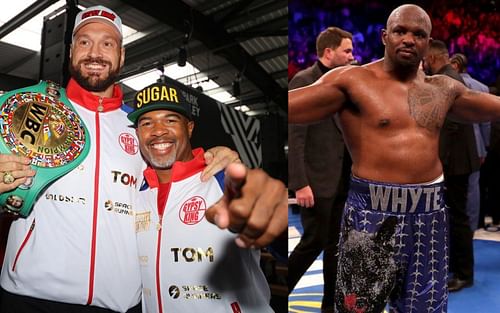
127, 82, 192, 124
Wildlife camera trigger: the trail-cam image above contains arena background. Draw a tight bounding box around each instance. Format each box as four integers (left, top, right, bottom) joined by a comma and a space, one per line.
288, 0, 499, 88
288, 1, 500, 312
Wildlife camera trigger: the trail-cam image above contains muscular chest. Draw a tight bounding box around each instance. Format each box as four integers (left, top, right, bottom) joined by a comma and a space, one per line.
348, 80, 450, 131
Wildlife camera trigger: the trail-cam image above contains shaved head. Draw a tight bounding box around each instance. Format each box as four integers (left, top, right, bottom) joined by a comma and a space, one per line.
387, 4, 432, 34
381, 4, 433, 71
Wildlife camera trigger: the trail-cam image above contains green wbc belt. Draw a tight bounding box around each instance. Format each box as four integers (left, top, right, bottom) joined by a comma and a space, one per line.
0, 81, 90, 217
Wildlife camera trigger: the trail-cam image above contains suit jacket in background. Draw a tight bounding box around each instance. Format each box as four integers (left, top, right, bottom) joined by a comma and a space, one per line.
438, 64, 480, 176
288, 62, 348, 198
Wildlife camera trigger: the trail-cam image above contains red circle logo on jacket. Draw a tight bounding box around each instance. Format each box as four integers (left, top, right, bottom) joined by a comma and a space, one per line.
179, 196, 206, 225
118, 133, 138, 155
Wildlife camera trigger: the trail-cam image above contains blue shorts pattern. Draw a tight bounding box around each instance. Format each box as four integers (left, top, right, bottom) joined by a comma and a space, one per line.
335, 176, 448, 313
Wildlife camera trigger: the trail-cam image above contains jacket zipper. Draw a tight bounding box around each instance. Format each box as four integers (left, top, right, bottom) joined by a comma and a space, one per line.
12, 219, 35, 272
87, 97, 103, 305
156, 182, 171, 313
156, 215, 164, 313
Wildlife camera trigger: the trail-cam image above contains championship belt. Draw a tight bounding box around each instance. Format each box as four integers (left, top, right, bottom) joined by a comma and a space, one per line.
0, 81, 90, 217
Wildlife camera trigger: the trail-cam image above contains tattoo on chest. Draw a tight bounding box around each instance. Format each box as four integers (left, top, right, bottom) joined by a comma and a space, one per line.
408, 83, 447, 131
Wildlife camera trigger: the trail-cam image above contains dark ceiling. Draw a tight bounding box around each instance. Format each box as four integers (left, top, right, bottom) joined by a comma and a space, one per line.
0, 0, 288, 117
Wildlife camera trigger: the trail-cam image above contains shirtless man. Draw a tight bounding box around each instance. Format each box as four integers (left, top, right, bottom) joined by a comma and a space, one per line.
289, 4, 500, 313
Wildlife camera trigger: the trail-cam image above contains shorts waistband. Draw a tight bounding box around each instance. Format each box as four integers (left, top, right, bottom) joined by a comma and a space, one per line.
348, 176, 445, 214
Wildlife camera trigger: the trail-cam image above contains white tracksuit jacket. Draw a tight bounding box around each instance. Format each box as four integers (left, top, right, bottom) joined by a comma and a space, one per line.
1, 79, 146, 312
135, 149, 273, 313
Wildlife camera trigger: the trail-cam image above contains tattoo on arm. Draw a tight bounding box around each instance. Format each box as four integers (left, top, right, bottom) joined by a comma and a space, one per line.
408, 79, 449, 131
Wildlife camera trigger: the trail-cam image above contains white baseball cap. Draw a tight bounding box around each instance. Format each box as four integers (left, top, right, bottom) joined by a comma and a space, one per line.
72, 5, 123, 40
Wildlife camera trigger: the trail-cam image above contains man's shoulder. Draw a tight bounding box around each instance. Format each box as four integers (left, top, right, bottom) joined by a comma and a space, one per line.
461, 74, 489, 92
289, 65, 320, 88
424, 73, 465, 90
290, 67, 311, 80
421, 74, 467, 108
324, 63, 378, 85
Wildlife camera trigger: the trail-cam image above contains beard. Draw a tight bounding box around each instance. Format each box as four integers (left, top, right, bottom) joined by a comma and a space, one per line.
149, 153, 176, 170
69, 57, 120, 92
143, 145, 177, 170
395, 55, 420, 68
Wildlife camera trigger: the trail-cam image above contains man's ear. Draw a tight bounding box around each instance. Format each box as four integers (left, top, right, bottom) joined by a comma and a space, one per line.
187, 120, 195, 138
323, 47, 332, 58
119, 47, 125, 69
381, 29, 387, 45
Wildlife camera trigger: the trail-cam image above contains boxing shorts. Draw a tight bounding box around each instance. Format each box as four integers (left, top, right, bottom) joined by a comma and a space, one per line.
336, 175, 448, 313
0, 81, 90, 217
